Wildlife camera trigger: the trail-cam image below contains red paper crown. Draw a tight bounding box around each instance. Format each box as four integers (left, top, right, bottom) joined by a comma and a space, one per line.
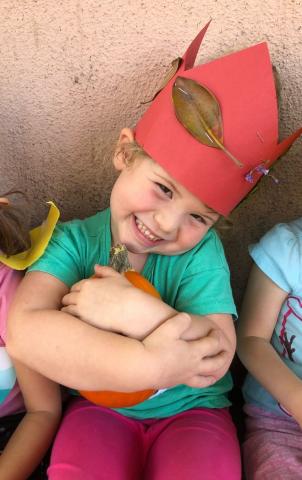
135, 22, 302, 215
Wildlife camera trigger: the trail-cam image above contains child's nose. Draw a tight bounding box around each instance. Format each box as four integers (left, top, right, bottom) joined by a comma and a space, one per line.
154, 207, 181, 235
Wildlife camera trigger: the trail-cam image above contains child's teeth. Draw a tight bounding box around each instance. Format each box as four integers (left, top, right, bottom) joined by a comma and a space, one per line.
136, 218, 159, 242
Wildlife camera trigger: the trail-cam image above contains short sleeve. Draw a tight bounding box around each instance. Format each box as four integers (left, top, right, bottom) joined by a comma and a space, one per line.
249, 221, 302, 294
27, 210, 111, 287
27, 221, 85, 287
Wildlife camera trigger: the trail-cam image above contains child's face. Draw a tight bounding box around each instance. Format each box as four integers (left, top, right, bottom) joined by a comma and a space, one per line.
110, 133, 219, 258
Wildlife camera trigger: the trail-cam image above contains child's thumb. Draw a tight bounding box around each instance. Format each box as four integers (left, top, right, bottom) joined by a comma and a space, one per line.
93, 264, 104, 277
93, 264, 119, 277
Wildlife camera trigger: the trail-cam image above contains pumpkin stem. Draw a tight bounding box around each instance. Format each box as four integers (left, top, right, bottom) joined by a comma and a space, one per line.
109, 244, 134, 273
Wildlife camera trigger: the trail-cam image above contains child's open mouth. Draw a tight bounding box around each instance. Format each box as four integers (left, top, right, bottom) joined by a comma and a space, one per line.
134, 217, 161, 243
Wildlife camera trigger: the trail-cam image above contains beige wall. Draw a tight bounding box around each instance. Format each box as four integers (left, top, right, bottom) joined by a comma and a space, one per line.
1, 0, 301, 303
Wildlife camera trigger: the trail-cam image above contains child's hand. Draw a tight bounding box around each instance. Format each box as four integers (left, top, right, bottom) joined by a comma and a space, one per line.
61, 265, 166, 337
143, 313, 228, 389
180, 313, 236, 383
61, 266, 136, 331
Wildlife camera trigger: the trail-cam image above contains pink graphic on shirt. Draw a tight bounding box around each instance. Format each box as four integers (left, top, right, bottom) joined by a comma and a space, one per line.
279, 296, 302, 361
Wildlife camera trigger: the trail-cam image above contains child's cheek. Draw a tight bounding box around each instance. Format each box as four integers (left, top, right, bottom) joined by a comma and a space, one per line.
186, 222, 209, 245
146, 189, 164, 204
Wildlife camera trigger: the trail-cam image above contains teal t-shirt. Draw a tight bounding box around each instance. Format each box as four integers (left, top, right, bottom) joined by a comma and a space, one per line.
28, 208, 236, 419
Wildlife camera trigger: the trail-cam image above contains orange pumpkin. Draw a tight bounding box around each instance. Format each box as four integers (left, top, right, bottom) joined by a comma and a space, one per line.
124, 270, 160, 298
79, 246, 160, 408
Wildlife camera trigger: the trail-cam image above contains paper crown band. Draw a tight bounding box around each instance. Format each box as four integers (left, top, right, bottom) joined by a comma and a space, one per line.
135, 21, 302, 215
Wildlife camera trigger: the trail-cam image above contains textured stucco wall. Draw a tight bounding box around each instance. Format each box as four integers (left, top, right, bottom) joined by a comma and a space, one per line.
0, 0, 301, 303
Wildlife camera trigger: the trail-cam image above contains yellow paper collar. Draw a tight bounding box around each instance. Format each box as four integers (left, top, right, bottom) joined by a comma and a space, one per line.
0, 201, 60, 270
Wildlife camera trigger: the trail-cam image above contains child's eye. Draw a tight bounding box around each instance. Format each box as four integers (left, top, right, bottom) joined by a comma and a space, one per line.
190, 213, 206, 224
156, 182, 173, 198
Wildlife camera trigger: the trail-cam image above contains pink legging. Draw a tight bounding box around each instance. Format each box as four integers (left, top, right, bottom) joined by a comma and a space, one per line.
48, 398, 241, 480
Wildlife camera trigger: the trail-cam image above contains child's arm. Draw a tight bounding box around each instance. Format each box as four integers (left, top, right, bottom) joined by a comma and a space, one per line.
237, 264, 302, 427
182, 313, 236, 380
8, 271, 223, 391
61, 266, 236, 381
0, 360, 61, 480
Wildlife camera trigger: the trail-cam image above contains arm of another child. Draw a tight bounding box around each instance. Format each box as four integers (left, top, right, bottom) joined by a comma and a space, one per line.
237, 264, 302, 427
8, 271, 222, 391
0, 361, 61, 480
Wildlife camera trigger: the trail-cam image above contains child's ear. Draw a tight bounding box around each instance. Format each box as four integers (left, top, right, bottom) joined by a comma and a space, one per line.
118, 128, 135, 145
113, 128, 135, 171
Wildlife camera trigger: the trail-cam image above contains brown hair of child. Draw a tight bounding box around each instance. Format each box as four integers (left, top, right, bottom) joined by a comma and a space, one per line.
0, 190, 31, 257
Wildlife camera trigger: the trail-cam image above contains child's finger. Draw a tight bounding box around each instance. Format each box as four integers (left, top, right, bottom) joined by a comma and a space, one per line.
69, 274, 111, 292
61, 292, 78, 306
196, 351, 229, 376
93, 265, 120, 278
69, 280, 86, 292
61, 305, 80, 317
189, 330, 223, 358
